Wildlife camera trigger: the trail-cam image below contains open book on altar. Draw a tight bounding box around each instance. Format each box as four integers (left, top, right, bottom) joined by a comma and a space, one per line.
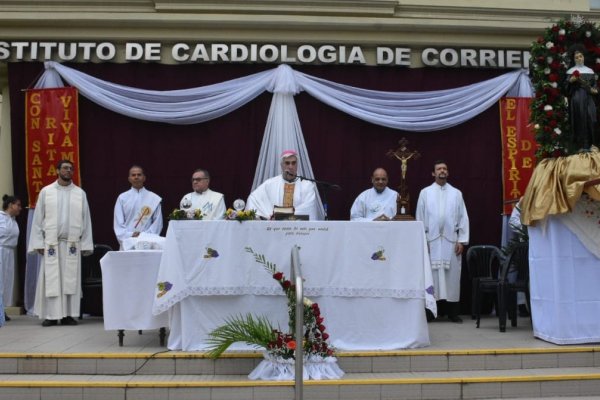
272, 206, 309, 220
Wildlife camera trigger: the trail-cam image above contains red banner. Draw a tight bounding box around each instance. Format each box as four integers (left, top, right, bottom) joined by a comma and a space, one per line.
25, 87, 80, 207
499, 97, 536, 215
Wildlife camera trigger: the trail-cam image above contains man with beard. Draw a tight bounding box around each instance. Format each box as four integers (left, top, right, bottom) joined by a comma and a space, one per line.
28, 160, 93, 327
350, 168, 398, 221
416, 160, 469, 323
246, 150, 321, 220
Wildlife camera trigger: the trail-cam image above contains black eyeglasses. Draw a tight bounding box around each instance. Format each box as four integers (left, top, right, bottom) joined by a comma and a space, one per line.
191, 177, 208, 182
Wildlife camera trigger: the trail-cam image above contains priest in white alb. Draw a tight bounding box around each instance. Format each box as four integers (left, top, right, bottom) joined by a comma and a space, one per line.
180, 168, 226, 220
350, 168, 398, 221
114, 165, 163, 248
416, 160, 469, 323
28, 160, 93, 327
246, 150, 321, 220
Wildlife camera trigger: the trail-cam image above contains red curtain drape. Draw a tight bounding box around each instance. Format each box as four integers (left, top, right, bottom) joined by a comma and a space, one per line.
9, 62, 506, 310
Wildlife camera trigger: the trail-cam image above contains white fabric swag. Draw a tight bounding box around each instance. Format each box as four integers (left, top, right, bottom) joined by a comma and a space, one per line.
36, 62, 533, 211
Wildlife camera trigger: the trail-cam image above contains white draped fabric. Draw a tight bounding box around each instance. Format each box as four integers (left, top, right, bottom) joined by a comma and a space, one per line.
35, 62, 533, 195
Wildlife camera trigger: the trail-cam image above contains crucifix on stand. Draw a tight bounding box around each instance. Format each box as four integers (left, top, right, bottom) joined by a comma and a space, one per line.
386, 138, 420, 221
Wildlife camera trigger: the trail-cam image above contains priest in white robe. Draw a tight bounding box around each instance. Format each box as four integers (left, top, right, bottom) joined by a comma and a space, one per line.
0, 195, 22, 323
114, 165, 163, 248
246, 150, 321, 220
28, 160, 93, 326
350, 168, 398, 221
416, 160, 469, 323
180, 168, 226, 220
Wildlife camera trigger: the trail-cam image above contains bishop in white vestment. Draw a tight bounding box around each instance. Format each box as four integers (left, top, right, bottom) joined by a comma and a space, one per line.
114, 166, 163, 247
416, 161, 469, 322
28, 161, 93, 325
246, 150, 321, 220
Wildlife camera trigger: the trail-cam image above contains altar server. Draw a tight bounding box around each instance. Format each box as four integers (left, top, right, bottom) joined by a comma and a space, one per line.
180, 169, 226, 220
0, 194, 22, 323
246, 150, 321, 220
416, 160, 469, 323
114, 165, 163, 247
28, 160, 93, 327
350, 168, 398, 221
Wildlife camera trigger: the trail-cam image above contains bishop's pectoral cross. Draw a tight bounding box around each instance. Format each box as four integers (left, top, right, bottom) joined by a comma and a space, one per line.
386, 137, 420, 220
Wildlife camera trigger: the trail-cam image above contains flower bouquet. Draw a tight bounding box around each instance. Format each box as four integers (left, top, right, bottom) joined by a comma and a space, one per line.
224, 208, 256, 222
168, 208, 203, 220
206, 247, 343, 380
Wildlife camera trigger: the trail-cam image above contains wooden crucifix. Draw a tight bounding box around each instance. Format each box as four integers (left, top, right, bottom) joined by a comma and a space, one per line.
386, 138, 420, 220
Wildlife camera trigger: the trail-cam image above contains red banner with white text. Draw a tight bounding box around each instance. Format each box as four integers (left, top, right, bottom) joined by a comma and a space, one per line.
25, 87, 80, 207
499, 97, 537, 215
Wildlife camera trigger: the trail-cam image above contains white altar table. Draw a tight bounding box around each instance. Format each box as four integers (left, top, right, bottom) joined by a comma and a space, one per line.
152, 220, 436, 351
100, 250, 169, 345
529, 216, 600, 344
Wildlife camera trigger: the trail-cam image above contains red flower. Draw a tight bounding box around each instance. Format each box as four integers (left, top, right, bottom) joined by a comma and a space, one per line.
573, 70, 581, 78
546, 111, 553, 118
549, 119, 557, 127
273, 272, 283, 280
551, 25, 559, 32
318, 324, 326, 332
552, 149, 562, 157
282, 280, 291, 289
286, 340, 296, 350
548, 73, 559, 82
322, 333, 329, 340
557, 34, 565, 42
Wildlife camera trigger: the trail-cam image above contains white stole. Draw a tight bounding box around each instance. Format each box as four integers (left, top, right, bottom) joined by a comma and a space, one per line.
43, 186, 83, 297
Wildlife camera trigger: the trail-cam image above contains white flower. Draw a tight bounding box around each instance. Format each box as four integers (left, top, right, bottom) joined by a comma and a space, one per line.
303, 297, 313, 306
586, 31, 592, 37
554, 128, 562, 135
551, 82, 558, 88
597, 58, 600, 64
547, 56, 553, 63
534, 124, 540, 129
544, 105, 553, 111
559, 29, 566, 35
546, 41, 554, 49
186, 209, 196, 219
544, 67, 551, 75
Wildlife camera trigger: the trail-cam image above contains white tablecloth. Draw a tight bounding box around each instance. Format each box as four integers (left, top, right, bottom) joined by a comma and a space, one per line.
100, 250, 169, 331
152, 220, 436, 351
529, 217, 600, 344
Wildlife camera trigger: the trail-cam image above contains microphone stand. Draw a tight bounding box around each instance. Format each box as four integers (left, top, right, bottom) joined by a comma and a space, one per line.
295, 175, 342, 220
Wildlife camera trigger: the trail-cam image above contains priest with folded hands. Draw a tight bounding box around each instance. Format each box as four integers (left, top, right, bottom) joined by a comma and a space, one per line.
114, 165, 163, 248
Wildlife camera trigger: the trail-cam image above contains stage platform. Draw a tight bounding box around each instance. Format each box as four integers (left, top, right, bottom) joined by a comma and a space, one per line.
0, 313, 599, 400
0, 313, 576, 354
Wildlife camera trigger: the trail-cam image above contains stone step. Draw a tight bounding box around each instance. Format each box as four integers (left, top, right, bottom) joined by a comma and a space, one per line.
0, 367, 599, 400
1, 347, 599, 375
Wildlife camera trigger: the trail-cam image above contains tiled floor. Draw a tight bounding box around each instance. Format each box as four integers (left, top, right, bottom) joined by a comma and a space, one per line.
0, 313, 584, 355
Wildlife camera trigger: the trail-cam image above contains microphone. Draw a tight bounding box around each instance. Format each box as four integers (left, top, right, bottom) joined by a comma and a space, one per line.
284, 171, 297, 179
